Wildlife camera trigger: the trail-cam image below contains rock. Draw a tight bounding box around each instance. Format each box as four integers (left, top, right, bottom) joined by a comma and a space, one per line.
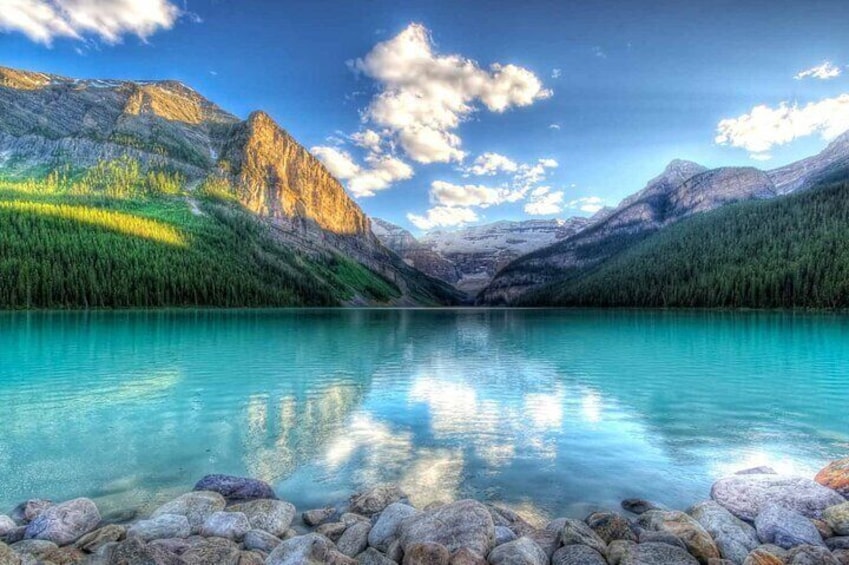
835, 549, 849, 565
754, 504, 824, 549
180, 537, 240, 565
10, 501, 53, 525
449, 547, 486, 564
0, 542, 20, 565
812, 519, 834, 539
75, 525, 126, 553
607, 540, 699, 565
402, 542, 450, 565
387, 539, 404, 563
10, 539, 58, 558
783, 544, 840, 565
494, 526, 517, 546
243, 529, 281, 553
227, 499, 295, 538
303, 508, 335, 527
350, 486, 406, 516
24, 498, 101, 546
200, 512, 250, 541
742, 548, 784, 565
485, 506, 536, 538
43, 544, 86, 563
356, 547, 397, 565
368, 503, 418, 553
711, 475, 845, 521
551, 544, 607, 565
0, 517, 15, 537
266, 533, 335, 565
193, 475, 276, 501
238, 550, 265, 565
527, 528, 559, 559
338, 522, 371, 558
585, 512, 636, 544
341, 513, 370, 526
708, 560, 735, 565
636, 510, 720, 564
398, 500, 495, 556
151, 491, 226, 534
736, 468, 777, 476
559, 519, 607, 557
1, 526, 26, 545
317, 522, 348, 542
689, 501, 759, 564
127, 515, 191, 542
816, 458, 849, 498
621, 499, 665, 515
487, 536, 547, 565
638, 530, 687, 550
825, 502, 849, 536
828, 537, 849, 550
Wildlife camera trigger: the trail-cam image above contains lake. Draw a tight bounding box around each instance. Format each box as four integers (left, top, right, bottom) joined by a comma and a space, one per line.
1, 309, 847, 521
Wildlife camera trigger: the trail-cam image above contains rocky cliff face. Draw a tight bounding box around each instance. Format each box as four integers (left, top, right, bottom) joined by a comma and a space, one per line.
768, 131, 849, 194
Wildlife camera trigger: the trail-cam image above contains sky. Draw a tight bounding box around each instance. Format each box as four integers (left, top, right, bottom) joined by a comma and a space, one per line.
2, 0, 849, 233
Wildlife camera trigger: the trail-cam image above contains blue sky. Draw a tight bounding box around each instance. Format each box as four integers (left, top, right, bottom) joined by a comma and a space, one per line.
2, 0, 849, 232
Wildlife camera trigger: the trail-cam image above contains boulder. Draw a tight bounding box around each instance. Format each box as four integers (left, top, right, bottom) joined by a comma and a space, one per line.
368, 503, 418, 553
24, 498, 100, 545
350, 485, 406, 516
238, 550, 266, 565
402, 542, 451, 564
551, 544, 607, 565
200, 511, 250, 541
317, 522, 348, 542
266, 533, 336, 565
638, 530, 687, 549
193, 474, 276, 501
812, 518, 835, 539
559, 518, 607, 557
825, 502, 849, 536
0, 541, 20, 565
0, 517, 15, 538
151, 491, 226, 534
227, 499, 295, 538
356, 547, 397, 565
835, 549, 849, 565
449, 547, 486, 564
754, 504, 824, 549
636, 510, 720, 564
1, 526, 26, 545
338, 521, 371, 557
527, 528, 559, 559
303, 508, 335, 527
10, 500, 53, 525
485, 506, 537, 538
10, 539, 58, 558
180, 536, 241, 565
815, 458, 849, 498
487, 536, 547, 565
828, 537, 849, 550
127, 514, 191, 542
689, 501, 759, 564
243, 529, 281, 553
711, 474, 845, 521
742, 548, 784, 565
607, 540, 699, 565
585, 511, 636, 543
494, 526, 517, 546
736, 467, 777, 476
621, 499, 665, 515
783, 544, 840, 565
398, 500, 495, 556
75, 524, 126, 553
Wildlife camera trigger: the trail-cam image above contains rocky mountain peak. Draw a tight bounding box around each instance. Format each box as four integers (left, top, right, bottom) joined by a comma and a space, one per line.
0, 66, 57, 90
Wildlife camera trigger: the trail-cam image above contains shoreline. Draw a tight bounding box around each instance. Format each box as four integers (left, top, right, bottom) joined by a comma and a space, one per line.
2, 459, 848, 564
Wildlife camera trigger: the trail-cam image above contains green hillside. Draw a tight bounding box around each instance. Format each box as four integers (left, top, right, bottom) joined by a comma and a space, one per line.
0, 164, 404, 309
519, 174, 849, 308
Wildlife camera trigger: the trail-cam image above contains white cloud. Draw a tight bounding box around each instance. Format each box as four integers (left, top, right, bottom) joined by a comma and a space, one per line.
566, 196, 605, 213
430, 180, 524, 208
524, 186, 564, 215
312, 146, 414, 198
514, 158, 558, 189
0, 0, 183, 45
351, 23, 552, 164
549, 123, 561, 130
794, 61, 842, 81
715, 94, 849, 156
407, 206, 478, 230
592, 46, 607, 59
464, 152, 518, 176
350, 129, 383, 153
749, 153, 773, 162
551, 68, 562, 79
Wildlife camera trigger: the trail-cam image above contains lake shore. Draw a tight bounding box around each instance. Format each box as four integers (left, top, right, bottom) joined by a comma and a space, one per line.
2, 459, 848, 565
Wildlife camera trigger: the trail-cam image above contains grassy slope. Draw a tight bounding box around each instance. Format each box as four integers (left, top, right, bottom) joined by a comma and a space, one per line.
519, 175, 849, 308
0, 184, 402, 309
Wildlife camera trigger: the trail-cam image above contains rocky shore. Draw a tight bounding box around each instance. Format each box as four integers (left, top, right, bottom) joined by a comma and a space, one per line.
1, 459, 848, 565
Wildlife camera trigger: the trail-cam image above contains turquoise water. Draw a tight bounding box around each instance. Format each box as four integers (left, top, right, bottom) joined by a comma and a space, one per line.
1, 309, 848, 521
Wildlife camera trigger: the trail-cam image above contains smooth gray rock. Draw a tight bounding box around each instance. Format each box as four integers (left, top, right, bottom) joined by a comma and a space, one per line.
23, 498, 100, 545
243, 529, 281, 553
398, 499, 495, 556
527, 528, 560, 559
486, 506, 537, 538
151, 491, 226, 534
199, 511, 250, 541
827, 537, 849, 550
638, 530, 687, 550
194, 474, 276, 501
735, 467, 777, 475
711, 474, 845, 521
559, 518, 607, 557
636, 509, 721, 563
487, 537, 547, 565
350, 485, 405, 516
552, 544, 607, 565
621, 499, 665, 515
179, 536, 240, 565
356, 547, 396, 565
227, 499, 295, 538
0, 517, 15, 537
585, 512, 636, 544
317, 522, 348, 542
338, 521, 371, 557
689, 501, 759, 564
127, 514, 191, 542
825, 502, 849, 536
10, 539, 58, 558
1, 526, 25, 545
607, 540, 700, 565
0, 541, 19, 565
10, 501, 52, 525
303, 508, 335, 527
784, 544, 840, 565
266, 533, 336, 565
495, 526, 517, 546
402, 541, 450, 564
754, 504, 824, 549
368, 503, 418, 553
75, 524, 126, 553
108, 537, 182, 565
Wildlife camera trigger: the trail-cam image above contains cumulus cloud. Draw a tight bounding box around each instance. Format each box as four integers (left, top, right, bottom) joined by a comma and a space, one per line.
350, 129, 383, 153
514, 158, 558, 189
549, 123, 561, 130
312, 146, 413, 197
551, 68, 562, 79
463, 152, 518, 176
430, 180, 524, 208
0, 0, 183, 45
715, 94, 849, 157
351, 23, 552, 164
524, 186, 564, 215
794, 61, 842, 81
566, 196, 605, 213
407, 206, 479, 230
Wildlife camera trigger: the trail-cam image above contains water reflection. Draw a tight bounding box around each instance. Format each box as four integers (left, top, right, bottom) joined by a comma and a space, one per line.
1, 310, 848, 518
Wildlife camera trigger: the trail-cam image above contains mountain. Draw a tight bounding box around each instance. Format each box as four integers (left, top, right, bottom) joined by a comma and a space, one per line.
0, 65, 461, 307
480, 136, 849, 305
373, 218, 588, 295
515, 172, 849, 308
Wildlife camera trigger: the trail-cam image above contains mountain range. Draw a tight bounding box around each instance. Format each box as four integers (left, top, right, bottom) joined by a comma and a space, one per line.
2, 64, 848, 309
